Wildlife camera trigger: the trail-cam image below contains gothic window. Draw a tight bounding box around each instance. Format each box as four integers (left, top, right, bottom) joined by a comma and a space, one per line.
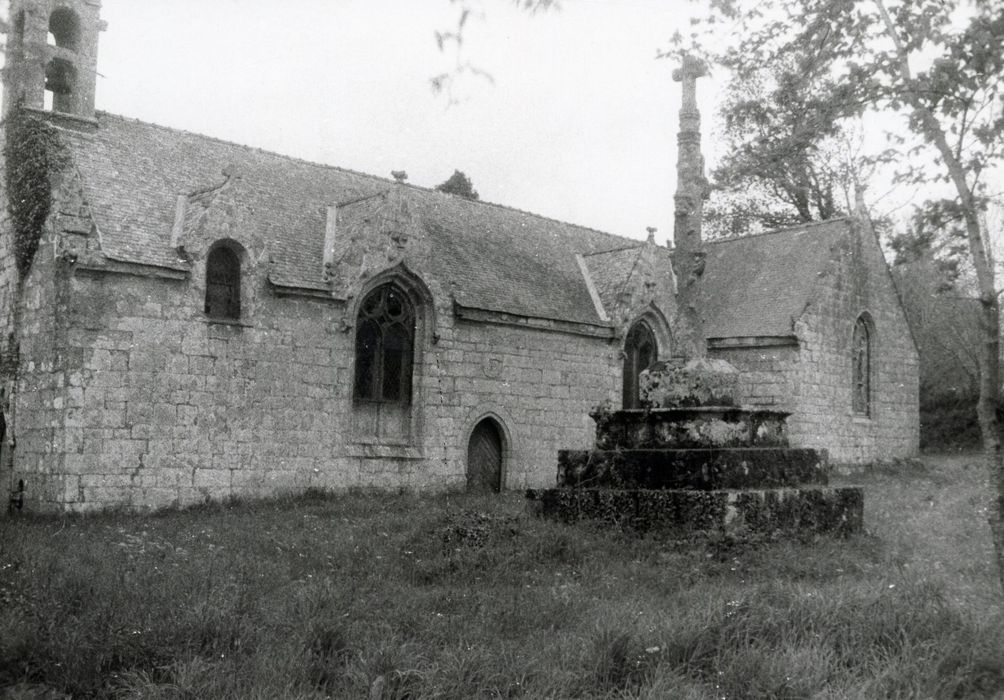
852, 315, 871, 416
623, 320, 657, 409
354, 284, 415, 404
48, 8, 81, 50
205, 245, 241, 320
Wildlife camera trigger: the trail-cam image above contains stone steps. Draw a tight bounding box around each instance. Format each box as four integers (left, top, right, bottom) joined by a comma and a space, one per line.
526, 486, 864, 536
530, 362, 863, 538
557, 447, 828, 490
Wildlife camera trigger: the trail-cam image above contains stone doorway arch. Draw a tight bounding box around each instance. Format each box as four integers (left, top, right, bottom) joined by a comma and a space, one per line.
623, 320, 658, 408
467, 417, 504, 493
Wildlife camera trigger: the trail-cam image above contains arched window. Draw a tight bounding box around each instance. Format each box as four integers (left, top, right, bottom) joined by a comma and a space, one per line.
44, 58, 76, 113
205, 246, 241, 320
48, 8, 81, 50
852, 315, 871, 416
623, 320, 657, 409
354, 284, 415, 404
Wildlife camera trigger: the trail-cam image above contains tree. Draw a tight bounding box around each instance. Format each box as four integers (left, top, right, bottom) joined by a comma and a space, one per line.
691, 31, 890, 239
435, 169, 480, 200
683, 0, 1004, 591
887, 204, 967, 286
708, 57, 852, 231
893, 259, 982, 449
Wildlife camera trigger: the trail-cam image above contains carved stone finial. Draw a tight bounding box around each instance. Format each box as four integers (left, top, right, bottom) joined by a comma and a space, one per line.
671, 54, 709, 83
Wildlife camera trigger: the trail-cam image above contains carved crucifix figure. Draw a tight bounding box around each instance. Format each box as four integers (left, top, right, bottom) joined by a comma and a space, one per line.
671, 55, 710, 360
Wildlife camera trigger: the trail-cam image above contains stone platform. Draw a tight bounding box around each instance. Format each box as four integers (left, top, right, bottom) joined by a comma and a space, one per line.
526, 486, 863, 536
528, 400, 863, 538
557, 447, 827, 490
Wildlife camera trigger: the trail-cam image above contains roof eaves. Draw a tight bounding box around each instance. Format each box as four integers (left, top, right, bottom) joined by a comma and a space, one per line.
74, 256, 190, 280
707, 335, 799, 349
453, 301, 614, 339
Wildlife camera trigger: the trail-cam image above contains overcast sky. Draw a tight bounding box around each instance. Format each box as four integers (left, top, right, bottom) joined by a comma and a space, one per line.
80, 0, 718, 244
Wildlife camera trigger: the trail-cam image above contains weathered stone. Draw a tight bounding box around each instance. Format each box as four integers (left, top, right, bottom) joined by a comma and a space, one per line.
639, 358, 742, 408
594, 407, 789, 450
557, 447, 827, 490
527, 486, 863, 537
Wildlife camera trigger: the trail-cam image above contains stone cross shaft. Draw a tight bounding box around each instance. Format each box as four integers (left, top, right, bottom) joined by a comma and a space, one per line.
671, 55, 709, 360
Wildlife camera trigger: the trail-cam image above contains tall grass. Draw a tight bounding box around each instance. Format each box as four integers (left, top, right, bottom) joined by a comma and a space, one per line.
1, 455, 1002, 698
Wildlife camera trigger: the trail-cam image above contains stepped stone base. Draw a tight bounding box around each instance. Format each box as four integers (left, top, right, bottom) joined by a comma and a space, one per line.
526, 486, 864, 537
532, 358, 864, 540
557, 447, 827, 490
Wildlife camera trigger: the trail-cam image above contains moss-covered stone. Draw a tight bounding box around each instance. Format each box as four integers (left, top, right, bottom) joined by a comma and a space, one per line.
594, 407, 790, 450
526, 486, 864, 537
638, 358, 742, 408
557, 448, 827, 490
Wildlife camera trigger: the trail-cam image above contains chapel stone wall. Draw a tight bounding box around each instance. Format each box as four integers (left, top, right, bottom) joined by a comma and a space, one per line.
23, 264, 617, 512
706, 345, 799, 410
787, 226, 919, 464
0, 180, 15, 500
1, 170, 89, 511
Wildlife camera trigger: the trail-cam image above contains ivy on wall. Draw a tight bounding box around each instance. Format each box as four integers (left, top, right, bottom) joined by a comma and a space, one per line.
4, 105, 69, 279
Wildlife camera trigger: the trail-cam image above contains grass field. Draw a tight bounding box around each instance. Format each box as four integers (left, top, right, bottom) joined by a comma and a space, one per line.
1, 453, 1003, 699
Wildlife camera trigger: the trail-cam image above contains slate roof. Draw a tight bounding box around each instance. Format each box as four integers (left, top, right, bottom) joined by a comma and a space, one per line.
55, 112, 854, 336
581, 244, 645, 315
59, 112, 640, 325
700, 219, 851, 338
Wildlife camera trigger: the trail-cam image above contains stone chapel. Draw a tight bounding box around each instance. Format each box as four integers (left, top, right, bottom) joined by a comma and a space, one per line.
0, 0, 919, 513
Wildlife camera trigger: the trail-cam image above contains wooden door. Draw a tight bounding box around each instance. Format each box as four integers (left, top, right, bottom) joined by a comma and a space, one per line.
467, 419, 503, 493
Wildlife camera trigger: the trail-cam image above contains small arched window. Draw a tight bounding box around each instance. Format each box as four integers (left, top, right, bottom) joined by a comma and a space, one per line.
48, 8, 81, 50
205, 246, 241, 320
44, 58, 76, 113
354, 284, 415, 404
852, 315, 871, 416
623, 320, 658, 409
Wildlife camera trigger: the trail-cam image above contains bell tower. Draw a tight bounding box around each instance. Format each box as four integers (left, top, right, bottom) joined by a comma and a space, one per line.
3, 0, 105, 122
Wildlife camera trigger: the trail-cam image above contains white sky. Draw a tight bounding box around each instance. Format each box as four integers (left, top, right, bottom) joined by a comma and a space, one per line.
86, 0, 717, 244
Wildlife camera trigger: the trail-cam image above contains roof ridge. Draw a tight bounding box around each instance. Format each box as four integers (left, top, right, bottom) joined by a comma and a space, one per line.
92, 110, 639, 247
704, 217, 851, 245
582, 242, 647, 257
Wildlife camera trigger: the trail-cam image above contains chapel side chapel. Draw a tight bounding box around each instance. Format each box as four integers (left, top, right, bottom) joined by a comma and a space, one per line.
0, 0, 918, 513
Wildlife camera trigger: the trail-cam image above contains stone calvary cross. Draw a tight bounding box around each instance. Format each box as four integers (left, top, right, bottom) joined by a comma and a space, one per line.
526, 55, 865, 540
640, 54, 742, 409
671, 54, 710, 362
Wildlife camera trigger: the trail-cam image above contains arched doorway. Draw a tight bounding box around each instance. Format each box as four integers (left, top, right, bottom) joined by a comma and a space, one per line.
467, 418, 503, 493
623, 320, 657, 408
